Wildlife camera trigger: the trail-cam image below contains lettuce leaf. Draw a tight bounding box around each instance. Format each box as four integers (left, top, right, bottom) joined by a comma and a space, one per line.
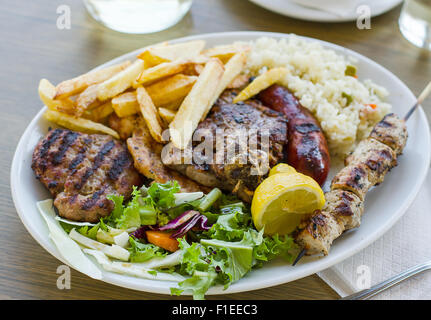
201, 238, 253, 285
176, 270, 217, 300
106, 187, 157, 229
106, 182, 183, 229
174, 236, 254, 298
128, 237, 167, 262
106, 194, 124, 221
172, 200, 298, 299
148, 181, 180, 209
205, 205, 251, 242
177, 238, 209, 275
174, 239, 218, 300
60, 222, 99, 240
78, 224, 100, 240
253, 233, 297, 266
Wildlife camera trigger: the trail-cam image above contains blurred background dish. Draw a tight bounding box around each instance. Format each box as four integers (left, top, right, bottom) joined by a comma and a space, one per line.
249, 0, 403, 22
83, 0, 193, 34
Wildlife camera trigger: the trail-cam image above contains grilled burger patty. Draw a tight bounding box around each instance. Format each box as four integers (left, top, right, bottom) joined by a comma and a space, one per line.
32, 128, 142, 222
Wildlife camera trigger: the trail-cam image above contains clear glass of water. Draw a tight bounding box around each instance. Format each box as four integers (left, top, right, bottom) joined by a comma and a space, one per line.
83, 0, 193, 34
399, 0, 431, 50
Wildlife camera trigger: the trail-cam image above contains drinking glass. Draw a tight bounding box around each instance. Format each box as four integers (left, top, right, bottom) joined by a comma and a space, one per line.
399, 0, 431, 50
83, 0, 193, 34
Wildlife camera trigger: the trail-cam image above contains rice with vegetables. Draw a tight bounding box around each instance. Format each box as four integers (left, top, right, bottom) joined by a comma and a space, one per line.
243, 36, 391, 156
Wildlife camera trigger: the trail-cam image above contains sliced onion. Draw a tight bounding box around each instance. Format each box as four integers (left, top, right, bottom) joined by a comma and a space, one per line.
171, 214, 202, 238
130, 226, 148, 239
158, 210, 200, 231
196, 215, 211, 231
171, 214, 212, 238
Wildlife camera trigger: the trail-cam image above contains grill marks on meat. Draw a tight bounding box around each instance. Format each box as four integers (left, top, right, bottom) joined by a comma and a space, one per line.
258, 84, 330, 186
370, 113, 408, 156
345, 137, 397, 184
165, 90, 288, 202
295, 114, 407, 255
32, 129, 141, 222
332, 138, 397, 201
295, 210, 344, 256
323, 189, 363, 230
108, 151, 132, 181
73, 140, 116, 191
295, 189, 364, 255
52, 131, 80, 165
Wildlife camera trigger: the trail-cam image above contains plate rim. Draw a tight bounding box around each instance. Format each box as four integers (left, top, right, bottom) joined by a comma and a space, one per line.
248, 0, 403, 22
10, 31, 431, 296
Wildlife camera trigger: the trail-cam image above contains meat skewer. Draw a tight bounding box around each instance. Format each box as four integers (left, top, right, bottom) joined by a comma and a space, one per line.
294, 81, 431, 258
295, 122, 404, 256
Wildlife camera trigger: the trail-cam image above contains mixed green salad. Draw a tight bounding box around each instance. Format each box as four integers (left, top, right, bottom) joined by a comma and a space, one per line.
41, 181, 298, 299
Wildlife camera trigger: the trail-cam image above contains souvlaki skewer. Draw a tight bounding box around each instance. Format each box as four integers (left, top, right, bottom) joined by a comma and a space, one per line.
295, 82, 431, 257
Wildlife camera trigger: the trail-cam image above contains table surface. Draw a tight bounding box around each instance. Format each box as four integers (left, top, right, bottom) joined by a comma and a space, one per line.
1, 0, 430, 300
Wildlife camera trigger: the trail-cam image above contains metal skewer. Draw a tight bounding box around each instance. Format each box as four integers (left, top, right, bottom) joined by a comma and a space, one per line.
292, 249, 306, 266
293, 80, 431, 267
404, 81, 431, 121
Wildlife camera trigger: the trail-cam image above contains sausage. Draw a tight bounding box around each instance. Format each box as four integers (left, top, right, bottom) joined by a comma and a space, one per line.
258, 84, 330, 185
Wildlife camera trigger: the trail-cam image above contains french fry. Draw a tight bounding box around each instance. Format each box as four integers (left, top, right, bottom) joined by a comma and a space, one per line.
189, 55, 211, 64
194, 64, 205, 75
161, 97, 185, 111
135, 60, 189, 86
203, 44, 250, 63
55, 61, 131, 99
158, 107, 176, 125
97, 60, 145, 101
201, 52, 247, 120
76, 84, 103, 116
111, 91, 139, 117
44, 109, 119, 139
169, 58, 224, 149
183, 63, 205, 76
83, 101, 114, 122
233, 67, 289, 103
137, 40, 206, 65
38, 79, 76, 114
136, 86, 163, 143
145, 74, 197, 107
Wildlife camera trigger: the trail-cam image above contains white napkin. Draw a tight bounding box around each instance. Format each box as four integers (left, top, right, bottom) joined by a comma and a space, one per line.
289, 0, 388, 18
318, 170, 431, 299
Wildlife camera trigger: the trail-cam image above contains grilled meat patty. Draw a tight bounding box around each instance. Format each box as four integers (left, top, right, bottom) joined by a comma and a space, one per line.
32, 128, 142, 222
164, 90, 288, 202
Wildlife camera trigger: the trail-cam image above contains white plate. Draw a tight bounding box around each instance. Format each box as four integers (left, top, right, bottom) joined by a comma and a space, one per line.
11, 32, 430, 296
249, 0, 403, 22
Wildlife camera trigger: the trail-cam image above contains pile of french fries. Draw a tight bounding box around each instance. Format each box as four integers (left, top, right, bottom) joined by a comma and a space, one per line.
38, 40, 251, 148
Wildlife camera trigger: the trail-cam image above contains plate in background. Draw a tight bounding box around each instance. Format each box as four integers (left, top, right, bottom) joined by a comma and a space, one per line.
249, 0, 403, 22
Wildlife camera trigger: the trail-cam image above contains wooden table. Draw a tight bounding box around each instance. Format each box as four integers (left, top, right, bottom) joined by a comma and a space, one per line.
1, 0, 429, 300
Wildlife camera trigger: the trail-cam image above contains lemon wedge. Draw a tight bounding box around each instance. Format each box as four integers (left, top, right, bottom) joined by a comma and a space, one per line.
269, 163, 297, 176
251, 171, 325, 235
